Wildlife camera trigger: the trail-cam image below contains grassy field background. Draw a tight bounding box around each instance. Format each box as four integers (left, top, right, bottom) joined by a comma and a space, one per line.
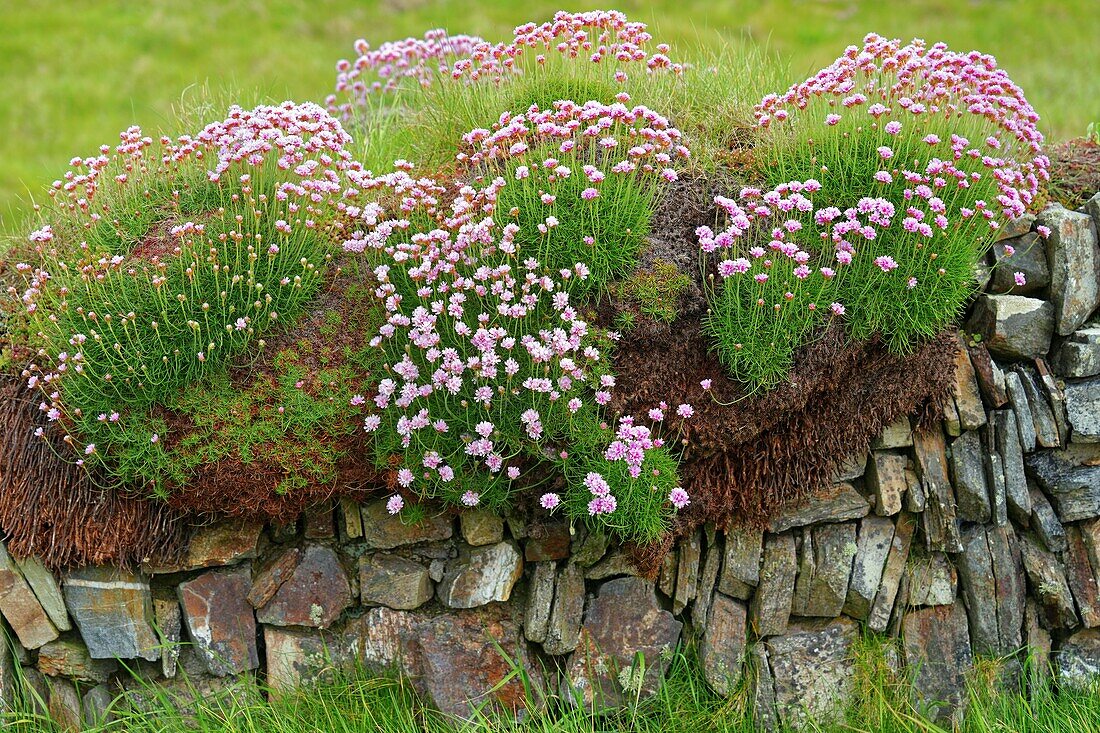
1, 0, 1097, 227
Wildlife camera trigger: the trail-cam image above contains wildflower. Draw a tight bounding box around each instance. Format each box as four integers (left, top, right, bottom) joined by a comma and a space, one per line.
907, 277, 918, 289
84, 443, 96, 455
461, 491, 481, 507
587, 494, 617, 515
508, 466, 521, 479
1014, 271, 1027, 287
397, 468, 415, 487
700, 379, 712, 390
150, 434, 159, 444
540, 492, 561, 510
386, 494, 404, 515
676, 403, 694, 418
350, 394, 366, 406
825, 114, 842, 126
874, 255, 899, 273
1037, 225, 1051, 238
363, 415, 381, 432
668, 487, 690, 509
877, 146, 894, 160
581, 187, 600, 200
831, 302, 846, 315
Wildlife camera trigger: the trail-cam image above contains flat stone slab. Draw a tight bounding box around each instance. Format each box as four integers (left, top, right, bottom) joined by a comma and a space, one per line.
700, 593, 746, 696
1064, 378, 1100, 443
36, 635, 117, 684
765, 617, 860, 729
768, 483, 869, 533
1056, 628, 1100, 690
264, 625, 347, 691
256, 545, 352, 629
902, 603, 972, 724
1037, 204, 1100, 336
965, 294, 1054, 361
145, 519, 262, 573
360, 500, 453, 549
0, 541, 59, 650
718, 527, 762, 600
178, 567, 258, 676
1052, 326, 1100, 379
359, 554, 433, 611
1026, 452, 1100, 522
749, 533, 797, 637
438, 541, 523, 609
62, 567, 158, 661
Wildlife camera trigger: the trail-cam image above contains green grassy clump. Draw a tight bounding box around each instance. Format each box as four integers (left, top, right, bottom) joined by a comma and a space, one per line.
618, 260, 692, 323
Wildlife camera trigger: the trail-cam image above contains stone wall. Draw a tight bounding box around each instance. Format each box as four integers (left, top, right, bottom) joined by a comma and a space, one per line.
1, 195, 1100, 730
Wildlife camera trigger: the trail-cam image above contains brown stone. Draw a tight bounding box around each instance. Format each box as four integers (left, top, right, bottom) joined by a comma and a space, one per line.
869, 512, 916, 633
344, 606, 421, 674
952, 345, 988, 431
256, 545, 352, 629
361, 500, 453, 549
1065, 526, 1100, 627
178, 567, 258, 676
906, 553, 957, 607
303, 503, 335, 539
153, 597, 181, 678
358, 554, 433, 611
460, 509, 504, 547
524, 523, 571, 562
247, 547, 300, 609
867, 451, 908, 517
902, 603, 972, 724
339, 498, 363, 540
0, 541, 58, 650
913, 428, 962, 552
265, 626, 348, 691
37, 635, 117, 683
145, 519, 262, 573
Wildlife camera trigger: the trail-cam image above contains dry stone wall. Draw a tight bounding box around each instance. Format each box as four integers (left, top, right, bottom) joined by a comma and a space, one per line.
2, 195, 1100, 729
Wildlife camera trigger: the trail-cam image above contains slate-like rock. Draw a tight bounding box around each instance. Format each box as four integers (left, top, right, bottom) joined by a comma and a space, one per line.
949, 431, 991, 523
37, 635, 117, 683
1056, 628, 1100, 690
1014, 365, 1063, 448
359, 554, 433, 611
145, 519, 262, 574
955, 525, 1025, 656
844, 515, 895, 621
1052, 326, 1100, 379
62, 567, 158, 661
872, 415, 913, 449
543, 563, 584, 655
0, 541, 58, 650
1065, 526, 1100, 628
459, 510, 505, 547
360, 500, 453, 549
902, 603, 973, 723
524, 562, 555, 644
994, 410, 1033, 525
869, 512, 917, 633
867, 452, 907, 517
256, 545, 352, 629
1025, 600, 1053, 695
1026, 452, 1100, 522
718, 528, 762, 600
906, 553, 957, 607
1037, 204, 1100, 336
265, 625, 348, 691
913, 429, 962, 552
1004, 371, 1038, 452
749, 533, 797, 637
765, 617, 859, 729
438, 541, 523, 609
178, 567, 258, 676
700, 593, 746, 696
1029, 489, 1067, 553
692, 530, 723, 629
792, 522, 857, 618
991, 232, 1050, 294
748, 643, 779, 731
12, 557, 70, 633
1065, 378, 1100, 443
952, 345, 988, 430
564, 576, 682, 708
344, 606, 420, 674
997, 214, 1036, 241
1018, 533, 1078, 630
525, 523, 571, 562
153, 597, 181, 678
47, 677, 82, 732
966, 295, 1055, 361
673, 530, 702, 615
768, 483, 869, 533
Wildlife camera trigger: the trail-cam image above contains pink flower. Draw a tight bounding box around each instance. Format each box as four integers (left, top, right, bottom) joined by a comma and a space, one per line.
825, 114, 842, 126
877, 146, 894, 160
1036, 225, 1051, 239
1014, 271, 1027, 287
587, 495, 617, 515
508, 466, 521, 479
668, 487, 690, 509
363, 415, 381, 432
830, 302, 846, 315
397, 468, 414, 487
84, 443, 96, 455
907, 277, 918, 289
884, 121, 902, 135
676, 403, 694, 418
874, 255, 899, 272
540, 492, 561, 510
1003, 244, 1016, 256
350, 394, 366, 406
461, 491, 480, 507
581, 187, 600, 200
700, 379, 712, 390
386, 494, 404, 515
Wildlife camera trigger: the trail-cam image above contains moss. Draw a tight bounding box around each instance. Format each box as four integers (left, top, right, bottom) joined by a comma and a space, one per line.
617, 260, 692, 323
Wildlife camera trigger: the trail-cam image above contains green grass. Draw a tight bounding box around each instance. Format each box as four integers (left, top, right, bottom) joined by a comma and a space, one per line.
3, 640, 1099, 732
1, 1, 1097, 229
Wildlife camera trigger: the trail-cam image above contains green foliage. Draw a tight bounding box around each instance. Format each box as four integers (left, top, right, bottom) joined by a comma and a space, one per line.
618, 260, 691, 323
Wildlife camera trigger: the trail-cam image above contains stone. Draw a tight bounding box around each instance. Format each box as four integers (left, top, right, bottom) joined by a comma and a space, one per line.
1004, 371, 1039, 452
904, 467, 926, 513
1065, 526, 1100, 628
793, 522, 857, 618
902, 603, 973, 724
564, 576, 681, 708
1065, 378, 1100, 443
1018, 532, 1078, 630
0, 541, 58, 650
178, 567, 258, 676
37, 635, 117, 683
673, 530, 702, 615
700, 593, 747, 696
988, 445, 1009, 526
153, 597, 181, 678
952, 345, 988, 430
585, 548, 640, 580
145, 519, 262, 573
844, 515, 895, 621
869, 512, 917, 633
692, 529, 723, 630
1037, 204, 1100, 336
1014, 365, 1063, 448
1056, 628, 1100, 690
1026, 451, 1100, 522
718, 527, 762, 600
524, 562, 555, 644
906, 553, 957, 607
344, 607, 419, 675
1029, 488, 1067, 553
1025, 600, 1053, 696
1052, 326, 1100, 378
0, 623, 16, 710
408, 603, 544, 721
360, 499, 453, 549
303, 503, 335, 540
256, 545, 352, 629
12, 557, 70, 633
247, 547, 300, 609
265, 626, 348, 691
832, 451, 866, 482
748, 643, 779, 731
657, 549, 678, 598
968, 341, 1009, 407
339, 498, 363, 540
867, 451, 907, 516
1037, 359, 1073, 443
765, 617, 859, 729
768, 483, 869, 533
955, 525, 1025, 656
47, 677, 82, 732
873, 415, 913, 450
997, 214, 1036, 241
991, 232, 1050, 294
438, 541, 523, 609
82, 684, 115, 727
460, 509, 505, 547
1081, 519, 1100, 587
913, 429, 962, 552
571, 528, 609, 568
942, 398, 961, 438
994, 410, 1033, 525
544, 563, 584, 655
358, 554, 432, 611
525, 523, 571, 562
966, 295, 1055, 361
62, 567, 158, 661
949, 430, 991, 522
749, 533, 797, 637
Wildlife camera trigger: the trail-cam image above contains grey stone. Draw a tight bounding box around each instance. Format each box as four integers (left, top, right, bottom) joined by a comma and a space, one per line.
1026, 451, 1100, 522
1066, 526, 1100, 627
913, 429, 962, 552
256, 545, 352, 629
344, 606, 420, 674
970, 342, 1010, 407
872, 415, 913, 449
692, 529, 723, 629
748, 643, 779, 731
718, 527, 762, 600
1081, 518, 1100, 588
1025, 600, 1053, 696
1014, 365, 1063, 448
0, 541, 58, 650
986, 428, 1010, 526
867, 451, 907, 516
544, 563, 584, 655
966, 295, 1054, 361
1004, 371, 1039, 452
62, 567, 158, 661
750, 533, 797, 637
145, 519, 263, 574
359, 554, 433, 611
1056, 628, 1100, 690
153, 597, 181, 678
82, 684, 115, 728
438, 541, 523, 609
459, 509, 504, 547
571, 528, 609, 568
265, 626, 348, 691
1038, 359, 1073, 443
585, 548, 640, 580
952, 345, 988, 430
904, 467, 926, 512
949, 431, 991, 522
991, 232, 1050, 294
768, 483, 869, 533
1019, 533, 1078, 630
657, 549, 678, 598
906, 554, 957, 607
178, 567, 258, 676
700, 594, 746, 696
995, 410, 1032, 525
37, 635, 117, 683
1065, 378, 1100, 443
997, 214, 1036, 241
0, 622, 16, 710
942, 397, 962, 438
564, 576, 681, 708
765, 617, 859, 729
360, 499, 453, 549
955, 525, 1025, 656
869, 512, 917, 633
12, 557, 70, 633
793, 522, 857, 618
844, 515, 895, 621
1029, 488, 1067, 553
832, 451, 867, 482
673, 530, 702, 615
523, 562, 555, 644
1053, 326, 1100, 378
1037, 204, 1100, 336
902, 603, 973, 724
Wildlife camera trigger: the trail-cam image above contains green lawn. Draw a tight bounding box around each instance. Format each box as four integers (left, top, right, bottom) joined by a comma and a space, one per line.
1, 0, 1097, 228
